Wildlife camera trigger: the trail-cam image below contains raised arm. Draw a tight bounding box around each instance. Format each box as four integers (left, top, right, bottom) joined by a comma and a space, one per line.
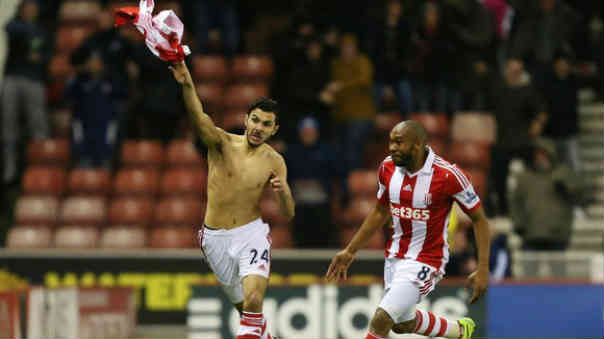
169, 61, 224, 148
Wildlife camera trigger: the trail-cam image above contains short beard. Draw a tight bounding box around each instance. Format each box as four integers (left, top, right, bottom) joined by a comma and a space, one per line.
247, 135, 264, 148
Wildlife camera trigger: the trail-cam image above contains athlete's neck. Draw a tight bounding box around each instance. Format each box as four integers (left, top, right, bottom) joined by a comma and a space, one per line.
407, 148, 428, 173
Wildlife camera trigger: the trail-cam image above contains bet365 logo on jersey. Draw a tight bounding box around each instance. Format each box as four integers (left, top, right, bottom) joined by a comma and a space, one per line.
390, 206, 430, 221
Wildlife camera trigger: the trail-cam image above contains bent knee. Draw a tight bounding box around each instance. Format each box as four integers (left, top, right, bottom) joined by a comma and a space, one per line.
392, 318, 416, 334
370, 308, 394, 332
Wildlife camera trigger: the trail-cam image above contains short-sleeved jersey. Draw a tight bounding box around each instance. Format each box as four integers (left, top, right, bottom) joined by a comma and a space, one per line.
377, 147, 481, 273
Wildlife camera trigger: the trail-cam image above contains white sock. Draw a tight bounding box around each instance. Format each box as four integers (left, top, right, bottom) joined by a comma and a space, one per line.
414, 309, 461, 338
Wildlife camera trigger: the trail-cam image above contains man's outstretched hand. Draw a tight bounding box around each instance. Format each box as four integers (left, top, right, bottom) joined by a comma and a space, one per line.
466, 269, 488, 304
325, 249, 355, 282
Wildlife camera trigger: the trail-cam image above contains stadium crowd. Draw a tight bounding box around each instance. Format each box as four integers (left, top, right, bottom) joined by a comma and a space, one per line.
0, 0, 601, 279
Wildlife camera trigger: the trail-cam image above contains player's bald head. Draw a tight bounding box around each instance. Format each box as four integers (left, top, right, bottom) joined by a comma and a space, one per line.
391, 120, 427, 146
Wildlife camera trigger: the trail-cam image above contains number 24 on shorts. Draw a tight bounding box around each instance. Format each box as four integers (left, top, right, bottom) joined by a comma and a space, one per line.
250, 249, 270, 265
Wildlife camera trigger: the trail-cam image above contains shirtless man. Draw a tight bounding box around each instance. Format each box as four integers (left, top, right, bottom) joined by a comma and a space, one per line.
169, 61, 295, 339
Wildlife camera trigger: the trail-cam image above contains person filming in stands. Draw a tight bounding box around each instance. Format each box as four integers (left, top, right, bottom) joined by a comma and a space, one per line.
169, 61, 295, 339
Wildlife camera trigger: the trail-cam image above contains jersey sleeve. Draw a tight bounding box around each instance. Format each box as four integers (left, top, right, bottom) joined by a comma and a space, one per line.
446, 165, 481, 214
376, 162, 389, 206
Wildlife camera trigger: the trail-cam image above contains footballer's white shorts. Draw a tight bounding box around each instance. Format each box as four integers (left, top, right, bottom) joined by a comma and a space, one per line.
198, 218, 272, 304
378, 258, 443, 323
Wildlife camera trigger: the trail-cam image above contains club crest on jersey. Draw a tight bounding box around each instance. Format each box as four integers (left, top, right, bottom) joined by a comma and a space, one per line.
424, 193, 432, 206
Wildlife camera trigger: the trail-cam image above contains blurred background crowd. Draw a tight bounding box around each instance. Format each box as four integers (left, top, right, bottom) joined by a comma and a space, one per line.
0, 0, 602, 279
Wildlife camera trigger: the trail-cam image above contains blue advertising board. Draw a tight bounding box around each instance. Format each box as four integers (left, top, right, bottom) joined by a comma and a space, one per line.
488, 283, 604, 338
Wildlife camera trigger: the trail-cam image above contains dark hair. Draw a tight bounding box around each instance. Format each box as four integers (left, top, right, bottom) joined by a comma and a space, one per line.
247, 97, 280, 124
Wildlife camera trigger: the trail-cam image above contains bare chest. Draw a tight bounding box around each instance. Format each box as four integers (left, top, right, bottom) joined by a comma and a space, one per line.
207, 145, 273, 195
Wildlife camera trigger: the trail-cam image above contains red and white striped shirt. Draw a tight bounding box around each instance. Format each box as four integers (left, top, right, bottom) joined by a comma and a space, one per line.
377, 147, 481, 274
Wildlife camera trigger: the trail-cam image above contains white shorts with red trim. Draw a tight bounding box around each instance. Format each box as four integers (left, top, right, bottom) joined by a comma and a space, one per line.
379, 258, 442, 323
198, 218, 272, 304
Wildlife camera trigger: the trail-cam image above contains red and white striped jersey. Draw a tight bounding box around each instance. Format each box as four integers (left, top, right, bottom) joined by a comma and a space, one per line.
377, 147, 481, 274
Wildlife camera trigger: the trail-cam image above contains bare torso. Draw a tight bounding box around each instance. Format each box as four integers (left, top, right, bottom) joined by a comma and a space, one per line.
204, 133, 279, 229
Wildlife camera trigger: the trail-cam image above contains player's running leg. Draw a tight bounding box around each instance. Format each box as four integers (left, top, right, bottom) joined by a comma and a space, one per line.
237, 275, 272, 339
391, 309, 475, 338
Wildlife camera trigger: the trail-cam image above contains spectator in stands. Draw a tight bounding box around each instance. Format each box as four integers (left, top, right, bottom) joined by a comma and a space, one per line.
321, 24, 340, 61
489, 231, 512, 281
321, 33, 376, 171
129, 39, 183, 142
509, 138, 587, 251
2, 0, 49, 186
409, 2, 457, 113
72, 5, 136, 88
508, 0, 580, 86
283, 36, 330, 142
446, 227, 477, 277
442, 0, 496, 114
270, 13, 316, 102
65, 49, 126, 169
488, 58, 546, 216
284, 117, 342, 248
365, 0, 413, 116
192, 0, 239, 56
460, 59, 495, 111
541, 53, 582, 171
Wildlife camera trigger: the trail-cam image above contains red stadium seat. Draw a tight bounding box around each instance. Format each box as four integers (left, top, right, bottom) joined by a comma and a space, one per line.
223, 84, 269, 110
220, 110, 247, 132
55, 25, 96, 52
260, 198, 289, 226
165, 139, 204, 168
22, 167, 67, 196
48, 53, 74, 80
149, 226, 196, 248
449, 141, 491, 170
154, 198, 204, 226
409, 113, 449, 138
59, 0, 102, 24
465, 168, 487, 199
7, 225, 53, 248
67, 169, 111, 196
14, 196, 59, 226
375, 111, 402, 135
54, 225, 99, 248
113, 168, 160, 197
160, 168, 206, 197
100, 226, 147, 249
108, 198, 154, 227
195, 83, 225, 114
231, 55, 274, 82
59, 197, 106, 226
120, 140, 164, 168
269, 225, 293, 249
191, 55, 229, 83
348, 170, 377, 198
27, 139, 70, 166
451, 112, 496, 144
